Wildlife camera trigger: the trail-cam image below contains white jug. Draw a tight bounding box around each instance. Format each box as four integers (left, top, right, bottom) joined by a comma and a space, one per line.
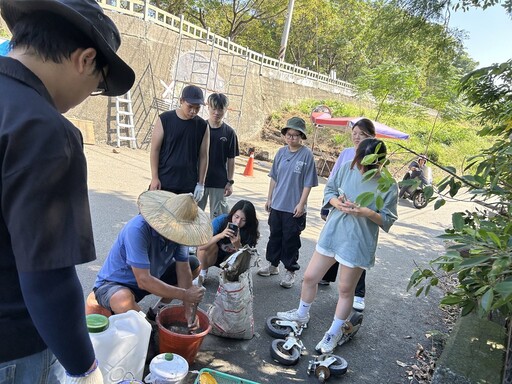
86, 310, 152, 384
144, 353, 189, 384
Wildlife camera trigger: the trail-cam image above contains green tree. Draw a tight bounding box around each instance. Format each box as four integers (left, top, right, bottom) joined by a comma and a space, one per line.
150, 0, 285, 41
355, 61, 423, 120
190, 0, 286, 41
396, 0, 512, 18
408, 60, 512, 317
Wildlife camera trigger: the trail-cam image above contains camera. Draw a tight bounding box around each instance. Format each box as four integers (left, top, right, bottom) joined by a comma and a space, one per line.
228, 222, 239, 236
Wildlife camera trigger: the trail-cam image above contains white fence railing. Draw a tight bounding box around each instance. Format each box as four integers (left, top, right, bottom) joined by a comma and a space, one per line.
97, 0, 356, 94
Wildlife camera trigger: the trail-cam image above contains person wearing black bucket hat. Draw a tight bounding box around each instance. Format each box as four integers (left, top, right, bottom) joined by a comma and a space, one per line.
1, 0, 135, 97
258, 117, 318, 289
0, 1, 134, 383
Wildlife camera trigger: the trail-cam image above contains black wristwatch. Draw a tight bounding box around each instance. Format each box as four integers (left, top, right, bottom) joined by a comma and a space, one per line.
227, 180, 234, 185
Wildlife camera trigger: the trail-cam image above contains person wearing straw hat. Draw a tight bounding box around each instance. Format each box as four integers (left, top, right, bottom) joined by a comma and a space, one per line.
0, 0, 134, 383
91, 191, 211, 326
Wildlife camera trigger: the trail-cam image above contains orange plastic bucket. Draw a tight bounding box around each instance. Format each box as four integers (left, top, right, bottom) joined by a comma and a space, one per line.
156, 305, 211, 365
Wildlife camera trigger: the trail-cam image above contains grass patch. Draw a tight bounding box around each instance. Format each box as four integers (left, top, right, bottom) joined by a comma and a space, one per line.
266, 98, 490, 183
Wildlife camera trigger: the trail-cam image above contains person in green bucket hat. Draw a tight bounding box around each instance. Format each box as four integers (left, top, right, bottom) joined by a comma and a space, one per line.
257, 117, 319, 288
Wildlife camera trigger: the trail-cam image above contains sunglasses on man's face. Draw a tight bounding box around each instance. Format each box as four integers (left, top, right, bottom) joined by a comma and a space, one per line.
91, 68, 109, 96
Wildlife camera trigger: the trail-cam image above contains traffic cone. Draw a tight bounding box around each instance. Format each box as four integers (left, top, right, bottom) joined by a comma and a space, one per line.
243, 151, 255, 177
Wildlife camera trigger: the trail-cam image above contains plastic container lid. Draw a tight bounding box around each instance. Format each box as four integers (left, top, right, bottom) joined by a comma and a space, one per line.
86, 314, 109, 333
149, 353, 189, 381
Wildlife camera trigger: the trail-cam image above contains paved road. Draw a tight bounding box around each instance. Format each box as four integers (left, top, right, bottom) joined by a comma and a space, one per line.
79, 144, 475, 384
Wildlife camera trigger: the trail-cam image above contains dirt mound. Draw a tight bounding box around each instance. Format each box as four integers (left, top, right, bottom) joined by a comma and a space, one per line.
239, 114, 347, 177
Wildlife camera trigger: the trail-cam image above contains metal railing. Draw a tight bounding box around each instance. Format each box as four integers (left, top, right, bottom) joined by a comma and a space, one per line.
97, 0, 356, 94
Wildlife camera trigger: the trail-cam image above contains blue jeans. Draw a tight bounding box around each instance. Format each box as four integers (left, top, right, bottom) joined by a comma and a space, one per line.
0, 349, 65, 384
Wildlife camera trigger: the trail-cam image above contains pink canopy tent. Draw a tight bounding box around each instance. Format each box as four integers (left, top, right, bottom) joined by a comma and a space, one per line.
310, 108, 410, 140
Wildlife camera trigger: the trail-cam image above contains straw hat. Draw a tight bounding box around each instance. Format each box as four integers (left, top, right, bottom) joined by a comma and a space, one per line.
137, 190, 212, 246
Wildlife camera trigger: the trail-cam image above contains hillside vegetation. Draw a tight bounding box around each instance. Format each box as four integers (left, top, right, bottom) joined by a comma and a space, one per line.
258, 98, 490, 183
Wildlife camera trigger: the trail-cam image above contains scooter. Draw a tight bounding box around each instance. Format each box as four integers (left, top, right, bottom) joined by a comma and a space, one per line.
401, 184, 429, 209
400, 166, 433, 209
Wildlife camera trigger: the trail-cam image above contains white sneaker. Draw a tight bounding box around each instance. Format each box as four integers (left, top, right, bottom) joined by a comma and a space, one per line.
353, 296, 365, 311
280, 270, 296, 288
276, 309, 310, 325
257, 263, 280, 277
315, 331, 343, 354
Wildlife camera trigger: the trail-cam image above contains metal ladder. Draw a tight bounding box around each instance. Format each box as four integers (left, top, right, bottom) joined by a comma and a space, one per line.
215, 45, 249, 130
169, 25, 216, 115
115, 91, 137, 148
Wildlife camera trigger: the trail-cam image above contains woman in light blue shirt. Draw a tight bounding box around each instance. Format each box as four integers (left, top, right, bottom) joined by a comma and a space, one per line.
277, 138, 398, 354
320, 118, 376, 312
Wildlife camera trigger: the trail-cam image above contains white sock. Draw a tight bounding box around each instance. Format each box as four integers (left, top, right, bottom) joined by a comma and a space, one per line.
297, 300, 312, 318
200, 269, 207, 277
327, 316, 345, 335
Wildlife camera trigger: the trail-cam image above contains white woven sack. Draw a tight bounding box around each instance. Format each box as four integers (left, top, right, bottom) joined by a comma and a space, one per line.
207, 269, 254, 339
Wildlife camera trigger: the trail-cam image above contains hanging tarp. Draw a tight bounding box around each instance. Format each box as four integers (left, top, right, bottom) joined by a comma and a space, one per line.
311, 107, 410, 140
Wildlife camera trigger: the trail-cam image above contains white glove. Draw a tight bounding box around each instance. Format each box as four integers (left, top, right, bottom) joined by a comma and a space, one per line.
193, 183, 205, 202
65, 360, 104, 384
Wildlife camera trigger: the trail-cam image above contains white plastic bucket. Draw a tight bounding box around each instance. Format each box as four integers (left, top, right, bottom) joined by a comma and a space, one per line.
144, 353, 189, 384
87, 310, 152, 384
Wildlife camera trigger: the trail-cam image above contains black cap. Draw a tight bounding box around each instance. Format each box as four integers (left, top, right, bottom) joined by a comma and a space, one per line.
0, 0, 135, 96
181, 85, 205, 105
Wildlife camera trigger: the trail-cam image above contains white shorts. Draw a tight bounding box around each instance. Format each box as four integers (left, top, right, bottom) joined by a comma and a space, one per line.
315, 244, 368, 270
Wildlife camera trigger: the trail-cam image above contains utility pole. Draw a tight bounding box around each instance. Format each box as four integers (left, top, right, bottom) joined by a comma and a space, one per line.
278, 0, 295, 61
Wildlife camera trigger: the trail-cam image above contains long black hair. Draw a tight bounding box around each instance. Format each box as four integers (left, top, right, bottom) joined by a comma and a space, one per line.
227, 200, 260, 247
352, 118, 376, 137
351, 138, 387, 173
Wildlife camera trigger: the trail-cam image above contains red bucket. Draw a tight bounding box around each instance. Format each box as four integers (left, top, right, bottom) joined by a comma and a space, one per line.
156, 305, 211, 365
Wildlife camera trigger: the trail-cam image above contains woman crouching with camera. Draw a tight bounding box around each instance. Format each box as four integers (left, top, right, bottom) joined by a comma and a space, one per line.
196, 200, 260, 284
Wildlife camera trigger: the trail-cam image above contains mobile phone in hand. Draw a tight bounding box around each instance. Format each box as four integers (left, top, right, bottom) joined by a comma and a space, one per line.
228, 222, 239, 236
338, 188, 347, 202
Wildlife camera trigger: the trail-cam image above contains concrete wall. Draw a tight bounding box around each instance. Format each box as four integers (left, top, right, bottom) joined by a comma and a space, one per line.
1, 11, 352, 145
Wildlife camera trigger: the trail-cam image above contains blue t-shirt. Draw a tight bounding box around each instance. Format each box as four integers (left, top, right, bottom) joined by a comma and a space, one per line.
269, 145, 319, 213
94, 215, 188, 289
212, 213, 256, 254
212, 214, 236, 254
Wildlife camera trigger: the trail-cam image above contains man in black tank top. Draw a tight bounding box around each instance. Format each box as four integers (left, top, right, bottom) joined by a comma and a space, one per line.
149, 85, 209, 202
